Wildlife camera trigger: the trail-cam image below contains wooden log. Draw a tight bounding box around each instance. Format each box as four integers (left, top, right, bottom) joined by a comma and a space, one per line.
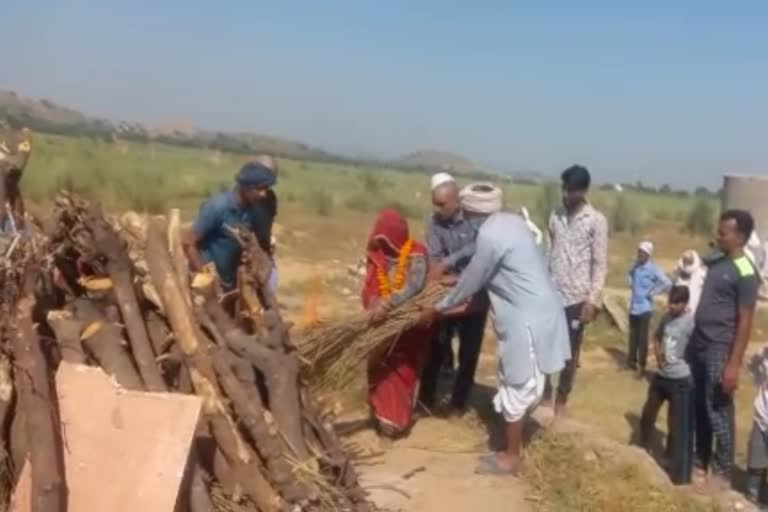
167, 208, 191, 307
144, 219, 281, 512
10, 406, 28, 477
207, 340, 311, 502
14, 292, 67, 511
203, 296, 311, 464
45, 310, 87, 364
0, 354, 13, 437
83, 206, 166, 391
81, 321, 144, 391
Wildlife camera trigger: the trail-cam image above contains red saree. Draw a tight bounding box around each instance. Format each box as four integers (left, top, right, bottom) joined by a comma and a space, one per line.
362, 209, 432, 435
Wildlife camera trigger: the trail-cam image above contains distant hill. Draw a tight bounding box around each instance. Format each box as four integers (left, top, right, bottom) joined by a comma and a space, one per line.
0, 89, 338, 162
395, 149, 478, 173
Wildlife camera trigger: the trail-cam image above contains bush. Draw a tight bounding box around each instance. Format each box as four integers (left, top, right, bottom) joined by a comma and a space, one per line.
344, 194, 373, 213
382, 199, 422, 220
686, 198, 715, 236
611, 195, 640, 234
535, 183, 560, 227
359, 171, 382, 194
308, 189, 334, 216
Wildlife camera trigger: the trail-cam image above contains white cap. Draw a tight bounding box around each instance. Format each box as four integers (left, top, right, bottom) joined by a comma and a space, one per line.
430, 172, 455, 190
638, 240, 654, 256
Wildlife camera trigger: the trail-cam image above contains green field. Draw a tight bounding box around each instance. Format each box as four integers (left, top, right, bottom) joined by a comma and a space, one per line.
22, 133, 714, 234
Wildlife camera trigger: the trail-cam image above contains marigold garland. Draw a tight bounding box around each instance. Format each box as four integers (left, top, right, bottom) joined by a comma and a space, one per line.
376, 239, 413, 299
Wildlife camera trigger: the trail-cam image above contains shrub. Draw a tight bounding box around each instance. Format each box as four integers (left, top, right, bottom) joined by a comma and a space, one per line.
686, 198, 715, 236
344, 194, 373, 213
611, 195, 640, 234
535, 183, 560, 227
360, 171, 382, 194
308, 189, 334, 216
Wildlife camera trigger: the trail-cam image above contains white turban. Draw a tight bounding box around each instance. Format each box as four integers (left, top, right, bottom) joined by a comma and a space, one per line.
638, 240, 654, 256
430, 172, 455, 191
460, 182, 503, 214
677, 249, 702, 275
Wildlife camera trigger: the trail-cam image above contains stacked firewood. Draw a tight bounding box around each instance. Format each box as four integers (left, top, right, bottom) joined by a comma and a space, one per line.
0, 191, 372, 512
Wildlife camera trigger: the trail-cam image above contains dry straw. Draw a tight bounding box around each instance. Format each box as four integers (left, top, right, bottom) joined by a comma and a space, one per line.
297, 281, 447, 391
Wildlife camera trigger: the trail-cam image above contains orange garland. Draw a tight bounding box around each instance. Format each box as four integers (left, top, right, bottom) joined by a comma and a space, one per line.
376, 239, 414, 299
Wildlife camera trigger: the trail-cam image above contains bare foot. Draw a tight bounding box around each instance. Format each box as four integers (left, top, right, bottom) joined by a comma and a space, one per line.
554, 400, 568, 418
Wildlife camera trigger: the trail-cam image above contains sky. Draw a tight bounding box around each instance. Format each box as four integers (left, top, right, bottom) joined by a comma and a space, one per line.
4, 1, 768, 188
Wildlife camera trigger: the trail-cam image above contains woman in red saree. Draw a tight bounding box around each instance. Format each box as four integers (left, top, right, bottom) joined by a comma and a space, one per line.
362, 209, 432, 438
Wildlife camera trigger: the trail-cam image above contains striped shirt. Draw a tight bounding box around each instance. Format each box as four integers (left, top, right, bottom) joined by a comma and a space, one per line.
425, 211, 482, 273
547, 203, 609, 307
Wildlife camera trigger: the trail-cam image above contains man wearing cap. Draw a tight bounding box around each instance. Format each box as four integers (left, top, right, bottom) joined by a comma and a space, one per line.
627, 240, 672, 374
183, 160, 276, 292
248, 154, 280, 293
420, 174, 488, 415
418, 184, 571, 475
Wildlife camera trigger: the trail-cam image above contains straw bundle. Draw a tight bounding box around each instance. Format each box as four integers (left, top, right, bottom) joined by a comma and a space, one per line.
298, 281, 448, 391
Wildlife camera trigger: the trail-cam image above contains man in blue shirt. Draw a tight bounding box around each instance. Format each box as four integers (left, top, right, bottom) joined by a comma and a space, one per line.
183, 161, 276, 292
627, 240, 672, 374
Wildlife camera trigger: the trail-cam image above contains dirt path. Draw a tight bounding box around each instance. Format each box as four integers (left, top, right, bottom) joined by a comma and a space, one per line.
351, 418, 532, 512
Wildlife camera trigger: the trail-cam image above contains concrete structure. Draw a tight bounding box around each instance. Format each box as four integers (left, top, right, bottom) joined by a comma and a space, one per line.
722, 174, 768, 241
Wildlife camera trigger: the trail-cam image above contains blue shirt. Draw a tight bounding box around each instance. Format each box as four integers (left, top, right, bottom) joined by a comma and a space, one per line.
193, 190, 269, 290
424, 211, 482, 273
627, 260, 672, 315
436, 213, 571, 385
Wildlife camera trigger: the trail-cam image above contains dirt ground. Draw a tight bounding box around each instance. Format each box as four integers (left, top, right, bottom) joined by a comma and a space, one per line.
274, 206, 764, 511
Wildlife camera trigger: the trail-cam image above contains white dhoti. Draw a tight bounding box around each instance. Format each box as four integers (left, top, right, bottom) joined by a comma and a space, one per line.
493, 329, 545, 423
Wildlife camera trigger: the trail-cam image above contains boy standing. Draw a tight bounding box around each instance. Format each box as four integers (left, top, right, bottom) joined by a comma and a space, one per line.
627, 241, 672, 374
640, 285, 695, 485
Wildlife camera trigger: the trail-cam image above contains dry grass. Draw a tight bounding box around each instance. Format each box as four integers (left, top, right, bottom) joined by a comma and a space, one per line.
525, 431, 721, 512
297, 282, 447, 391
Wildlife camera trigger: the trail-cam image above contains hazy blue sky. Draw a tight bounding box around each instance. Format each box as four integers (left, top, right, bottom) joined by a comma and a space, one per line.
4, 1, 768, 187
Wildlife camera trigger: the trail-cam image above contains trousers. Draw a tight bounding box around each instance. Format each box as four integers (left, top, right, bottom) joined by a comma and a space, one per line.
691, 343, 735, 477
640, 374, 694, 484
628, 312, 652, 370
543, 302, 585, 403
419, 307, 488, 410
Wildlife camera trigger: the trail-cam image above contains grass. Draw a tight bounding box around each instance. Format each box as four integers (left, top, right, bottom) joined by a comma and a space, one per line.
526, 431, 720, 512
21, 133, 712, 225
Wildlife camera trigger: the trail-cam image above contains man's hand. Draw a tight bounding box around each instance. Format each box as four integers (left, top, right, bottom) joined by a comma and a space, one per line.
721, 362, 741, 394
416, 305, 438, 328
440, 274, 458, 287
580, 303, 596, 324
428, 262, 448, 281
369, 300, 392, 326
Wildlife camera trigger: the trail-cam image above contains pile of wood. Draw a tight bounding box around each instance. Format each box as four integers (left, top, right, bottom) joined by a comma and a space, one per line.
0, 192, 372, 511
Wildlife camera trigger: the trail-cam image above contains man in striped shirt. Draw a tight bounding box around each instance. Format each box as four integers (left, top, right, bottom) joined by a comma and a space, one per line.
544, 165, 609, 416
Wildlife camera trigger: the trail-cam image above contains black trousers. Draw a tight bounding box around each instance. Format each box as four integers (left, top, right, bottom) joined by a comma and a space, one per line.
544, 302, 585, 403
628, 312, 652, 370
691, 344, 735, 478
640, 374, 694, 484
419, 307, 488, 410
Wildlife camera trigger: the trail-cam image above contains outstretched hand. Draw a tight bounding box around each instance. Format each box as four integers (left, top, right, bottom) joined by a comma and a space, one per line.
369, 300, 392, 326
416, 305, 438, 328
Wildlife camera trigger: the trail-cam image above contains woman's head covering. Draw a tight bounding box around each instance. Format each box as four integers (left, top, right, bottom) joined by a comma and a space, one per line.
362, 209, 425, 308
236, 161, 276, 189
638, 240, 654, 256
459, 183, 503, 214
430, 172, 455, 191
677, 249, 702, 275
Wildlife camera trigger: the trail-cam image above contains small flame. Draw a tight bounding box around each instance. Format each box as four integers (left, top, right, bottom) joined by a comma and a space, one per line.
301, 275, 322, 328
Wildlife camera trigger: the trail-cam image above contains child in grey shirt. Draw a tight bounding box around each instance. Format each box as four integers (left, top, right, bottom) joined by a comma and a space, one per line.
640, 285, 695, 485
